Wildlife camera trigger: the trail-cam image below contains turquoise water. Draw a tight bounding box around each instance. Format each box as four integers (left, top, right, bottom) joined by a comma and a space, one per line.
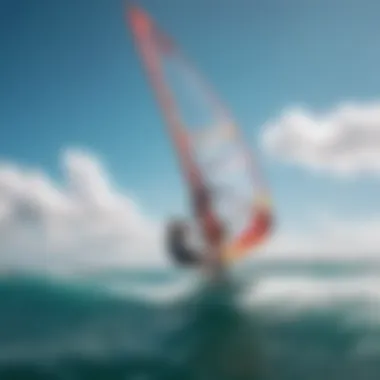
0, 262, 380, 379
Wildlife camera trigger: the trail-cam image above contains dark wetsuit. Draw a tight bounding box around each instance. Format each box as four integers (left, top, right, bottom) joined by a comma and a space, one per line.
166, 220, 202, 266
166, 186, 224, 267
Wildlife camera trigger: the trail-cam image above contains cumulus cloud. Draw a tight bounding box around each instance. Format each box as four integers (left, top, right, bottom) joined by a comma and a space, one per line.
259, 215, 380, 261
261, 101, 380, 176
0, 148, 165, 273
0, 147, 378, 274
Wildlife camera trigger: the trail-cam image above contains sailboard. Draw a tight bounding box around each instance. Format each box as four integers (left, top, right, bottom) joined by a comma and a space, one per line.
126, 4, 273, 263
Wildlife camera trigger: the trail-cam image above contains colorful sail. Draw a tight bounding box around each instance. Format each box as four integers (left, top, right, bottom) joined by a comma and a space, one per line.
127, 4, 273, 262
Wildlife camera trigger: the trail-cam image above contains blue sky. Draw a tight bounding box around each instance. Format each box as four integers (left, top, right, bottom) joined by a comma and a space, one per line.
1, 0, 380, 263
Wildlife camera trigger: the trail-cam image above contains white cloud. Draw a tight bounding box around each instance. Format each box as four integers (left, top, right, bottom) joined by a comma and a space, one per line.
258, 215, 380, 261
0, 148, 166, 273
0, 148, 378, 275
261, 101, 380, 177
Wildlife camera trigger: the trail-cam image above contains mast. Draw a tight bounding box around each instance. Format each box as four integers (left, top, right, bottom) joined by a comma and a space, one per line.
126, 4, 223, 254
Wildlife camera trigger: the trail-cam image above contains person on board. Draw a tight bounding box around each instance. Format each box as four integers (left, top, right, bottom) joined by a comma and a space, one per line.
166, 185, 225, 268
166, 219, 203, 266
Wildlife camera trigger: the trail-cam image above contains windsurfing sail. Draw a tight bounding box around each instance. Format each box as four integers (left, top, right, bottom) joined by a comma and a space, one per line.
126, 4, 273, 262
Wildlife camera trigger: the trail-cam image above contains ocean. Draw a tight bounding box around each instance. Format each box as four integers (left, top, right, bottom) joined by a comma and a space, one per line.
0, 260, 379, 380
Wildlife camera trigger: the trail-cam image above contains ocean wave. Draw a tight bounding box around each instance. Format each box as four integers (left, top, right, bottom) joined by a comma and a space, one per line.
1, 263, 380, 379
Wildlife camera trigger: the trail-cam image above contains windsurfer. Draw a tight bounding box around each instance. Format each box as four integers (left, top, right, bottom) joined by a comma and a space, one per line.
166, 219, 203, 266
166, 185, 225, 271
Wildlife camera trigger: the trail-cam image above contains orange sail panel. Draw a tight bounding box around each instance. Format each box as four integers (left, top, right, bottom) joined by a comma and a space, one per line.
127, 5, 273, 262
